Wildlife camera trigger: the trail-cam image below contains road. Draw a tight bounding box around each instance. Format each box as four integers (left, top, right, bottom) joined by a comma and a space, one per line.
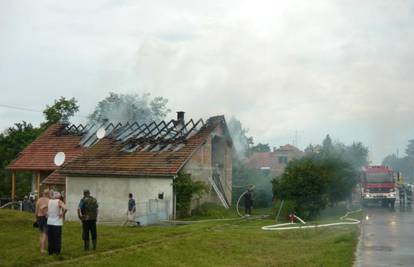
355, 205, 414, 267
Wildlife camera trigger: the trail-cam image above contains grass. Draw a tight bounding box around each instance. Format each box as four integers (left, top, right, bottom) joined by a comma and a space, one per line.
0, 206, 360, 267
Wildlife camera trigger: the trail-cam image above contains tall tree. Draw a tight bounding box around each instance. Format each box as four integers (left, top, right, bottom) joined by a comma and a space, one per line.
41, 97, 79, 128
321, 134, 334, 155
0, 122, 42, 198
343, 142, 369, 170
406, 139, 414, 159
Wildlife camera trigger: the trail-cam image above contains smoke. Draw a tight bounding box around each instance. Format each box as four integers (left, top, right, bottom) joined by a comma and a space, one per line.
88, 92, 171, 125
227, 117, 252, 160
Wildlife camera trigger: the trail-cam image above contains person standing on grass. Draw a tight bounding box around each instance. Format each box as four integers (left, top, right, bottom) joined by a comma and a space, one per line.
47, 191, 67, 255
77, 189, 98, 251
243, 188, 253, 216
124, 193, 136, 226
35, 189, 50, 254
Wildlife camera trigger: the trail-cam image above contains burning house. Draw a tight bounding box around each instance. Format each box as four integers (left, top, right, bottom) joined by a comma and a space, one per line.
7, 113, 233, 223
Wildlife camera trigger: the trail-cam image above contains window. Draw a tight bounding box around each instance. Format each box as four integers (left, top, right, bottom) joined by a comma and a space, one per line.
278, 156, 288, 164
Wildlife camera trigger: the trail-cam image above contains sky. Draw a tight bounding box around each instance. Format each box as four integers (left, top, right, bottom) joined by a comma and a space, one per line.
1, 0, 414, 163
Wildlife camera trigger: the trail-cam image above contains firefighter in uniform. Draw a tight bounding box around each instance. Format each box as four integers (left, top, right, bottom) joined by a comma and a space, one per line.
77, 189, 98, 251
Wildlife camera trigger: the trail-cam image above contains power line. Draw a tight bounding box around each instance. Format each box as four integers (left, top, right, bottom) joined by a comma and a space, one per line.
0, 103, 89, 119
0, 103, 42, 113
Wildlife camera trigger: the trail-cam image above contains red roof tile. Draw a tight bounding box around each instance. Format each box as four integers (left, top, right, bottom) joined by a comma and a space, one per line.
43, 170, 65, 185
61, 125, 213, 176
60, 116, 229, 177
7, 124, 85, 171
7, 116, 230, 180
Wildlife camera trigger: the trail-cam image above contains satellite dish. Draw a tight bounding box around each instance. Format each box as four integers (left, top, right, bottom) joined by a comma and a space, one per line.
96, 127, 106, 139
54, 152, 66, 166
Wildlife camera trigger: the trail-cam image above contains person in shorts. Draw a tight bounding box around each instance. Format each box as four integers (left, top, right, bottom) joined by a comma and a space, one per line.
35, 190, 50, 253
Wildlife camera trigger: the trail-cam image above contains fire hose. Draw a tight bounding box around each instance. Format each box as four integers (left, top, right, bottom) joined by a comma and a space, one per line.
163, 185, 264, 224
261, 209, 361, 231
236, 185, 256, 217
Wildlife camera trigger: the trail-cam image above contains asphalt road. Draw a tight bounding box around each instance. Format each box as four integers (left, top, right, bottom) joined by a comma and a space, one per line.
355, 205, 414, 267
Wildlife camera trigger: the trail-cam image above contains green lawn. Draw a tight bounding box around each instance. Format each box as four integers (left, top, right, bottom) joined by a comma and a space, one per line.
0, 208, 360, 267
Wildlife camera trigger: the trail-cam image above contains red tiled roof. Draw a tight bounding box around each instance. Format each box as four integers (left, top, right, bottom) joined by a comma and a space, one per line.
7, 116, 230, 181
244, 145, 303, 171
244, 152, 276, 169
7, 124, 85, 171
60, 116, 228, 177
43, 170, 65, 185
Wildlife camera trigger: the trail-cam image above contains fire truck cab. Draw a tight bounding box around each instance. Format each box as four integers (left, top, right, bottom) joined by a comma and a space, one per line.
361, 166, 396, 209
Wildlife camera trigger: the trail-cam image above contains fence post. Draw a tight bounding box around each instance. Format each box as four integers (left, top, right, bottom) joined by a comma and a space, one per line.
276, 200, 284, 222
11, 171, 16, 200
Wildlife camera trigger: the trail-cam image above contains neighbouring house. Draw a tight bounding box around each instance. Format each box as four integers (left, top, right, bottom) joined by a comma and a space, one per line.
244, 144, 304, 176
7, 112, 233, 223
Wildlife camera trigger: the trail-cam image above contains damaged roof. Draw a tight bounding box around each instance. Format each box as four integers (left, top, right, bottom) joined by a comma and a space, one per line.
7, 115, 231, 184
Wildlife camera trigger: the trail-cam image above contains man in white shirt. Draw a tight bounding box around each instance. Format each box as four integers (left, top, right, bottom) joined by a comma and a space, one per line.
47, 191, 67, 255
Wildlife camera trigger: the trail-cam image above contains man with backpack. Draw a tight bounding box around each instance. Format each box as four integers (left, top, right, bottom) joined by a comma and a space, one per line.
77, 189, 98, 251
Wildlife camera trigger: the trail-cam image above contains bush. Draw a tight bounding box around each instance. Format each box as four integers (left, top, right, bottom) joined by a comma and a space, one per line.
173, 172, 207, 218
272, 154, 357, 219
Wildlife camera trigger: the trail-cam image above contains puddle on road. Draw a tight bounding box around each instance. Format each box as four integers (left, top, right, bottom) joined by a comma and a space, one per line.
363, 245, 393, 252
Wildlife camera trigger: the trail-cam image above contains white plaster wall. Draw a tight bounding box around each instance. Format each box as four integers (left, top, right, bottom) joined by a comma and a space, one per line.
65, 176, 173, 222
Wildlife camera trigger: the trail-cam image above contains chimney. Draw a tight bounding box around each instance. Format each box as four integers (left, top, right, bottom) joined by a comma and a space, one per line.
176, 111, 185, 125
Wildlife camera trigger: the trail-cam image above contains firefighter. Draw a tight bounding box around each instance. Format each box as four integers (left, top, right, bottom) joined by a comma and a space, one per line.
399, 184, 405, 205
243, 188, 253, 216
406, 185, 412, 206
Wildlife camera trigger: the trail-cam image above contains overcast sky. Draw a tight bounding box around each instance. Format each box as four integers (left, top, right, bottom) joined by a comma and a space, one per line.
1, 0, 413, 163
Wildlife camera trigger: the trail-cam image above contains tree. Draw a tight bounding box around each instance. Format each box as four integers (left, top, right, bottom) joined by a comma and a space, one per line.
41, 97, 79, 128
382, 154, 413, 182
249, 143, 271, 153
321, 134, 334, 156
406, 139, 414, 159
272, 154, 357, 219
322, 156, 356, 205
343, 142, 369, 170
272, 156, 329, 219
88, 92, 170, 125
0, 122, 42, 198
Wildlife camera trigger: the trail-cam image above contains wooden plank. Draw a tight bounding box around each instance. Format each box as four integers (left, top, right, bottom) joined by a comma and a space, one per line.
36, 172, 40, 197
11, 172, 16, 200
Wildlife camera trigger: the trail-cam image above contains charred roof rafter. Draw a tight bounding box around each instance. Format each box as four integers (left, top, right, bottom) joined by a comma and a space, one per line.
57, 118, 206, 152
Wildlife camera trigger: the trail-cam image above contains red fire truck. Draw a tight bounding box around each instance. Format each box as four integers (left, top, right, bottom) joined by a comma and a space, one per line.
361, 166, 396, 209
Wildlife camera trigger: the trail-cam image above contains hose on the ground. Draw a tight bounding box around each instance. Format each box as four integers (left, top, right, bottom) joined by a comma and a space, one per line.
261, 209, 361, 231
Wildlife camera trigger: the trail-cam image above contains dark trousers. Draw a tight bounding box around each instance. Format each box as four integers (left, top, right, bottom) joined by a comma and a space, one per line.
82, 220, 97, 241
245, 205, 252, 215
47, 225, 62, 255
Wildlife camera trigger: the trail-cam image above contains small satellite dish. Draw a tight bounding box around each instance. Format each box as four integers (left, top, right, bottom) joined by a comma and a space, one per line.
54, 152, 66, 166
96, 127, 106, 139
